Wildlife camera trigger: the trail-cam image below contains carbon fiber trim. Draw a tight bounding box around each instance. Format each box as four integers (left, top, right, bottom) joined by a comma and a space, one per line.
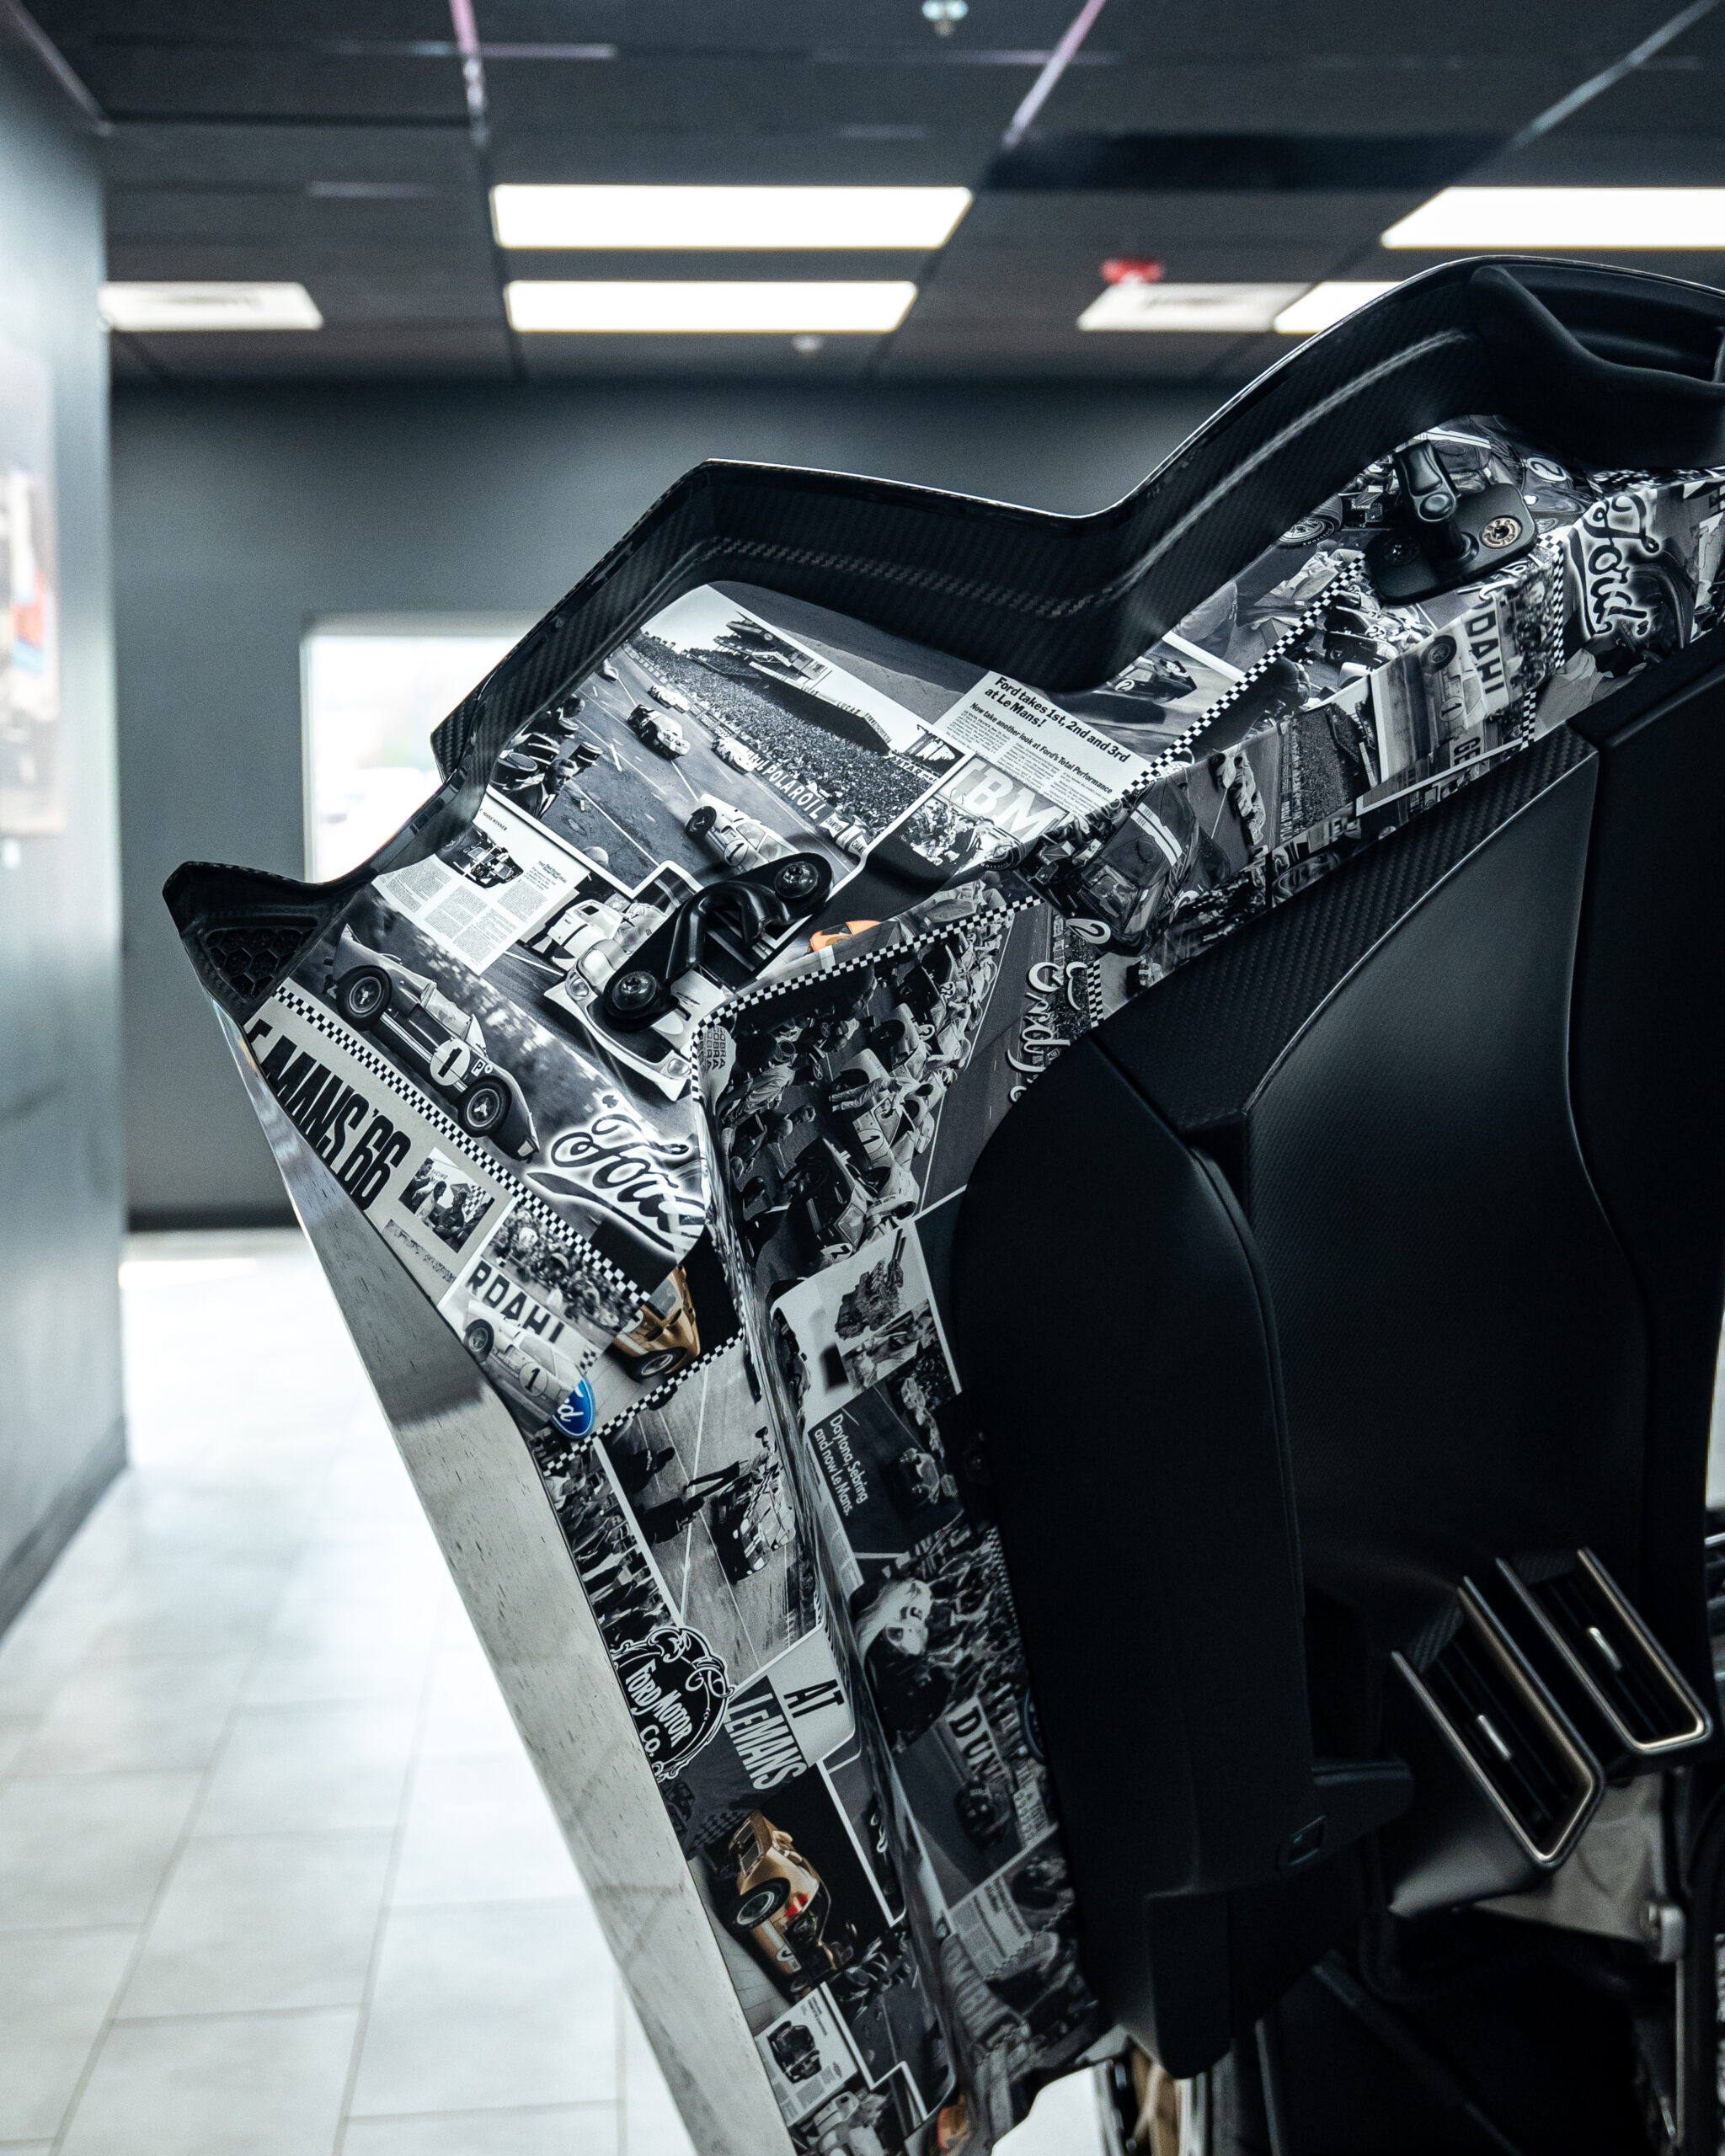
1096, 723, 1595, 1137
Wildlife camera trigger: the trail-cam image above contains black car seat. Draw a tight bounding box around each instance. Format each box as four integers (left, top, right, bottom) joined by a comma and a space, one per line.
166, 257, 1725, 2156
948, 275, 1725, 2146
953, 630, 1725, 2113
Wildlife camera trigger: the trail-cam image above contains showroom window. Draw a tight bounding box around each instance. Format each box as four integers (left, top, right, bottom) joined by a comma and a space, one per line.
301, 614, 531, 880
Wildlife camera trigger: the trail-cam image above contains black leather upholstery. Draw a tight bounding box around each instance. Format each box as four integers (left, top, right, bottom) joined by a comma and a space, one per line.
952, 652, 1725, 2073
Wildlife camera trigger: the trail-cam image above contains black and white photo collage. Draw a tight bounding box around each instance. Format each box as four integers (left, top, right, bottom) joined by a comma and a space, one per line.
684, 421, 1725, 2151
697, 936, 1115, 2154
1038, 422, 1725, 1022
229, 422, 1725, 2156
229, 576, 1167, 2153
254, 571, 1166, 1443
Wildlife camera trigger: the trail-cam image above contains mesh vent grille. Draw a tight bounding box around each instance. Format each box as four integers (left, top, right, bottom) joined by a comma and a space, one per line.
197, 920, 319, 1006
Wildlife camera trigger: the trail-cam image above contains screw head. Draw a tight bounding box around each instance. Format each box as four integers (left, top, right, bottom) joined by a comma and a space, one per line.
1481, 514, 1523, 549
609, 969, 660, 1013
776, 859, 820, 899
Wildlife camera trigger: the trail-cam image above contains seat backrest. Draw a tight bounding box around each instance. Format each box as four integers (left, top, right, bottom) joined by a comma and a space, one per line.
167, 259, 1725, 2147
951, 644, 1725, 2071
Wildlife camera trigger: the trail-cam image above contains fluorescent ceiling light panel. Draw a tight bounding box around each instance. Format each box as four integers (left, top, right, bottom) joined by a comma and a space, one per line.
1078, 282, 1306, 333
505, 280, 917, 334
493, 184, 971, 251
1274, 281, 1398, 334
1383, 188, 1725, 250
99, 282, 323, 332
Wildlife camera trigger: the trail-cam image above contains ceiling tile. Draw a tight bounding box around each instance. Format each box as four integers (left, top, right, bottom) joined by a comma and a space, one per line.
31, 0, 1725, 381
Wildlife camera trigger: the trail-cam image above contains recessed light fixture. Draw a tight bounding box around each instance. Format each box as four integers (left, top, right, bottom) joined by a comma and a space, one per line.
98, 282, 324, 332
504, 280, 918, 334
1383, 187, 1725, 250
1078, 282, 1307, 333
492, 184, 972, 252
1274, 281, 1398, 334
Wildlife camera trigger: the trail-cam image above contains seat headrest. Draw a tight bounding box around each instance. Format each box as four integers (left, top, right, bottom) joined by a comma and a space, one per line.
1471, 263, 1725, 469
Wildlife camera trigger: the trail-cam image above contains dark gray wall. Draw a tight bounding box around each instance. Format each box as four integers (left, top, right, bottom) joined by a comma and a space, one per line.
112, 375, 1217, 1224
0, 45, 125, 1627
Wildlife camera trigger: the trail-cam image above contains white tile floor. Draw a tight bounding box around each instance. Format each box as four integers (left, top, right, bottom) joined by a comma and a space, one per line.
0, 1228, 1097, 2156
0, 1230, 692, 2156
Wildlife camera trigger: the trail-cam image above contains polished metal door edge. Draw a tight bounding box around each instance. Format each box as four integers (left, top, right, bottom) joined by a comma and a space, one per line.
220, 1007, 793, 2156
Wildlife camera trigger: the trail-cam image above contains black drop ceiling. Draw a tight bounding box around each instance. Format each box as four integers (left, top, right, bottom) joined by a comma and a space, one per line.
20, 0, 1725, 384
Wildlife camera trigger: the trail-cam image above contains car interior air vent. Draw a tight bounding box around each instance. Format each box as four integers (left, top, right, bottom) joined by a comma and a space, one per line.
1706, 1529, 1725, 1633
1497, 1550, 1713, 1760
1394, 1582, 1602, 1869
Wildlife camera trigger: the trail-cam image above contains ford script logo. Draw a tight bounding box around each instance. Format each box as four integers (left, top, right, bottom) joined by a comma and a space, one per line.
611, 1624, 729, 1782
553, 1380, 596, 1438
527, 1095, 707, 1257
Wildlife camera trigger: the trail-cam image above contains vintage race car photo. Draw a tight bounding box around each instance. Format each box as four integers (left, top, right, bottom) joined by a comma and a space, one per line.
322, 927, 539, 1156
769, 1305, 811, 1424
531, 889, 672, 999
884, 1444, 953, 1517
791, 1138, 873, 1265
953, 1777, 1011, 1850
495, 730, 601, 816
767, 2021, 822, 2085
446, 829, 521, 888
610, 1264, 700, 1383
821, 816, 871, 861
685, 793, 793, 874
711, 1464, 794, 1584
789, 1136, 919, 1267
712, 732, 762, 773
627, 702, 688, 757
723, 1812, 856, 1999
460, 1304, 586, 1408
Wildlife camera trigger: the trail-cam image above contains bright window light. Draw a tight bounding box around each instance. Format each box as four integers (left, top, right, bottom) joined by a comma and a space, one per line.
1274, 281, 1399, 334
99, 282, 323, 332
492, 184, 971, 251
302, 617, 533, 881
1078, 282, 1307, 334
505, 280, 917, 334
1382, 188, 1725, 251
